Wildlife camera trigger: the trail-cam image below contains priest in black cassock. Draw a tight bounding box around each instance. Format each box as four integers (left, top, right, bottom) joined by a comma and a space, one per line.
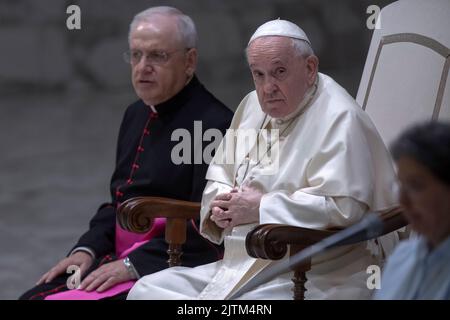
20, 6, 233, 300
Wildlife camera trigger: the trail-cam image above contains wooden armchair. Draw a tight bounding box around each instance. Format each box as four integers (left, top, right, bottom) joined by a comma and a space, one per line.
245, 207, 406, 300
246, 0, 450, 300
117, 197, 200, 267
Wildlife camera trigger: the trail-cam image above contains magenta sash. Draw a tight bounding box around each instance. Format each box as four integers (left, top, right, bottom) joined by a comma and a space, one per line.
45, 218, 166, 300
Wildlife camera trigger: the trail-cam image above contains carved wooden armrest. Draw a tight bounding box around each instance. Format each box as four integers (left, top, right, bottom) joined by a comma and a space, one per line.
245, 224, 336, 260
245, 207, 406, 300
117, 196, 200, 232
117, 196, 201, 267
245, 207, 406, 260
245, 225, 336, 300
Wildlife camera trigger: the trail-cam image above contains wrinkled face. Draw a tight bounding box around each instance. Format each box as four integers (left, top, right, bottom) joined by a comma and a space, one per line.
129, 15, 196, 106
247, 36, 317, 118
396, 156, 450, 247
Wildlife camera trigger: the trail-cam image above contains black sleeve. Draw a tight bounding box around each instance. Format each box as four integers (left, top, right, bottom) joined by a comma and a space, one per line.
126, 161, 213, 276
190, 162, 209, 202
70, 203, 116, 258
127, 109, 230, 277
124, 98, 231, 276
126, 237, 170, 276
189, 109, 232, 201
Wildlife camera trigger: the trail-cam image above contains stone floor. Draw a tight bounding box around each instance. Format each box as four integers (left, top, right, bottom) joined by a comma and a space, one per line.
0, 90, 135, 299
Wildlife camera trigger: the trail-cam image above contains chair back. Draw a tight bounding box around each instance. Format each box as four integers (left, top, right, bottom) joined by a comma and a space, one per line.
356, 0, 450, 146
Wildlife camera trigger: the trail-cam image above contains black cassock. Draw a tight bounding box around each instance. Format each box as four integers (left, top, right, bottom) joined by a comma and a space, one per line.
21, 76, 233, 299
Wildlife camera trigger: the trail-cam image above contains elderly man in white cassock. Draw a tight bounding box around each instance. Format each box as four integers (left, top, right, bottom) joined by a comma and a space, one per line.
127, 19, 400, 300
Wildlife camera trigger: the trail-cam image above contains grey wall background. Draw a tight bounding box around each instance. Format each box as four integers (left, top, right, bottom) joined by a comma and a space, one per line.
0, 0, 394, 299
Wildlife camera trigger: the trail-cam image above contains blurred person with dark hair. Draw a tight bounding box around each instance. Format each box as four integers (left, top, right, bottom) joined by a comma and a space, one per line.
19, 6, 232, 300
375, 121, 450, 299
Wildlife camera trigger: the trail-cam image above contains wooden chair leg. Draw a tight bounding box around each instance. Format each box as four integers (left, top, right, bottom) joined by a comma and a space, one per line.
167, 244, 183, 267
292, 270, 308, 300
165, 218, 187, 267
290, 245, 311, 300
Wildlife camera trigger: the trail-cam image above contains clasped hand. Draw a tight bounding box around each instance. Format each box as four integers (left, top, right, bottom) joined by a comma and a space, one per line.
210, 186, 263, 230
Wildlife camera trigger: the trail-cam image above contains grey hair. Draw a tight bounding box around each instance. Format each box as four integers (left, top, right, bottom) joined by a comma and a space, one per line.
245, 36, 314, 62
291, 38, 314, 57
128, 6, 197, 48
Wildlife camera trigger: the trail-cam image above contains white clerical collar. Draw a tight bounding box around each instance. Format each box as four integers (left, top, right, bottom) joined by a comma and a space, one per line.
149, 105, 158, 113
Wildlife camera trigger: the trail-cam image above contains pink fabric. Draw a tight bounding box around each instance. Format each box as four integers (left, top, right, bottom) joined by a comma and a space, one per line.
45, 281, 136, 300
44, 218, 166, 300
115, 217, 166, 258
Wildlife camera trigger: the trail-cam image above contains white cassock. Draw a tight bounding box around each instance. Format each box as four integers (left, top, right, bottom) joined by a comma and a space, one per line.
127, 73, 400, 300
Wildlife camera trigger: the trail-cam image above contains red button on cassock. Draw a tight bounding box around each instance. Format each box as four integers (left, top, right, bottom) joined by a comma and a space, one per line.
115, 191, 124, 197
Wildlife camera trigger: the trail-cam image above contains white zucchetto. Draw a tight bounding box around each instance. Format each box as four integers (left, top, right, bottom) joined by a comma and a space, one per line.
248, 19, 311, 45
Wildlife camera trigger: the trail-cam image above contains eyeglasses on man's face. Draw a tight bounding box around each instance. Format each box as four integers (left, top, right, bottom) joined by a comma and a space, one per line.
123, 48, 188, 65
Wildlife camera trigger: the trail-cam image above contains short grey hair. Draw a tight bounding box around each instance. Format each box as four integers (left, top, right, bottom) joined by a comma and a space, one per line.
291, 38, 314, 57
129, 6, 197, 48
245, 36, 314, 61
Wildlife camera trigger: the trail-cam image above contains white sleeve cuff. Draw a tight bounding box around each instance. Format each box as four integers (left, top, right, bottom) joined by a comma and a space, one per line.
70, 247, 96, 260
